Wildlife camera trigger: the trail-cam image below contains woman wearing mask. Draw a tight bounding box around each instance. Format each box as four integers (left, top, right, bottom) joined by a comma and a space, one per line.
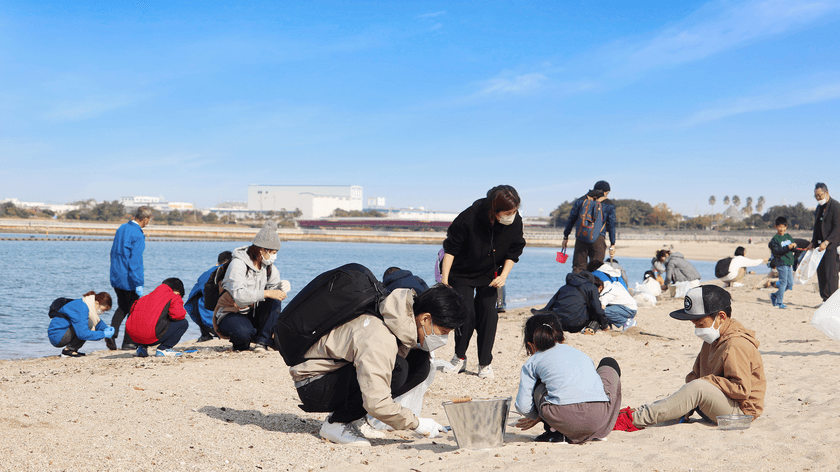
214, 220, 291, 352
47, 291, 115, 357
441, 185, 526, 379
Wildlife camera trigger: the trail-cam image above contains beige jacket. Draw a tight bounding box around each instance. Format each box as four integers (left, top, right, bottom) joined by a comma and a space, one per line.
686, 318, 766, 418
289, 289, 420, 430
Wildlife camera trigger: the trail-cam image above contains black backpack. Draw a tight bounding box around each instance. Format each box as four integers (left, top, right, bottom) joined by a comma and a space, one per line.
273, 263, 389, 366
203, 261, 232, 311
714, 257, 733, 279
49, 297, 74, 319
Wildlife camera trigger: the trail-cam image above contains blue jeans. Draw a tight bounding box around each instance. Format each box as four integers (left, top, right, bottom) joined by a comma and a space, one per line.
774, 265, 794, 305
604, 305, 637, 328
218, 299, 282, 351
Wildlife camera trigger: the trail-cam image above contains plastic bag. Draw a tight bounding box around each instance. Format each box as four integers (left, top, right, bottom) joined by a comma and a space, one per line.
811, 290, 840, 341
368, 356, 437, 431
672, 281, 691, 299
794, 249, 824, 285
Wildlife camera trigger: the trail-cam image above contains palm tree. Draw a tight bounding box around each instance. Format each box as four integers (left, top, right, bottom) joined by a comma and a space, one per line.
732, 195, 741, 207
757, 196, 765, 213
744, 197, 753, 216
724, 196, 730, 206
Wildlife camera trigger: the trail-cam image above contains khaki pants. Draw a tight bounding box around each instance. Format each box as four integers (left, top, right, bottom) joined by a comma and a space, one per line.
633, 379, 742, 428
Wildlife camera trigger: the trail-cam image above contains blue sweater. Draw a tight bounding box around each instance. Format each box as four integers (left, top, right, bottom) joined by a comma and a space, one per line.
185, 265, 217, 328
110, 220, 145, 291
47, 299, 107, 346
515, 344, 608, 419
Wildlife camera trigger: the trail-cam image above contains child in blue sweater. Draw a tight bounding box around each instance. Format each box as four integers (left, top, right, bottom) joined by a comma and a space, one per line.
514, 314, 623, 444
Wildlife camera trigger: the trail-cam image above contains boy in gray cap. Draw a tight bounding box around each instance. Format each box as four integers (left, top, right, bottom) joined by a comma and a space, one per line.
614, 285, 766, 430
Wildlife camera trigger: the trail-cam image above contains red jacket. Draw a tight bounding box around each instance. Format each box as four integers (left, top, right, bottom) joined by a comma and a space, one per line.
126, 284, 187, 345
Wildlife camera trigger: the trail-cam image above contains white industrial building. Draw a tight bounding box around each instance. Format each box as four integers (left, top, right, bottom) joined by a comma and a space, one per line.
247, 185, 363, 219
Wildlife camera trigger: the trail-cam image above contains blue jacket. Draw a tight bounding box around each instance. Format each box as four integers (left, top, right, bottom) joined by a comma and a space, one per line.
110, 220, 145, 290
185, 265, 217, 328
47, 299, 108, 346
563, 196, 617, 245
383, 269, 429, 294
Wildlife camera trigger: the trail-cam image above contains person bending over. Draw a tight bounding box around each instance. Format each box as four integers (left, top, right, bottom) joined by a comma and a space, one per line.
47, 291, 115, 358
531, 271, 609, 335
126, 278, 189, 357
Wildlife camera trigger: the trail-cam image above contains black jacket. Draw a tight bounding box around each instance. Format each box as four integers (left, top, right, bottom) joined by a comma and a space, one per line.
383, 270, 429, 294
443, 198, 526, 286
812, 198, 840, 250
544, 272, 608, 333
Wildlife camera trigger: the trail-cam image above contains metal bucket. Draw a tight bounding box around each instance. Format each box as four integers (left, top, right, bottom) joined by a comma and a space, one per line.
442, 397, 512, 450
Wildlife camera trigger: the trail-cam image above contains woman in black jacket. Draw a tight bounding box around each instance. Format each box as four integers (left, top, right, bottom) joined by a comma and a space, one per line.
440, 185, 526, 379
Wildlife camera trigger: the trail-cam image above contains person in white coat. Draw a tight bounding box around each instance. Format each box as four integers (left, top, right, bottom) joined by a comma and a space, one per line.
720, 247, 766, 288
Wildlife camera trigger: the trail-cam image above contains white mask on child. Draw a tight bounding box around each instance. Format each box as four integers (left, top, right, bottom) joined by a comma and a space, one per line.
419, 321, 448, 351
262, 253, 277, 265
694, 317, 720, 344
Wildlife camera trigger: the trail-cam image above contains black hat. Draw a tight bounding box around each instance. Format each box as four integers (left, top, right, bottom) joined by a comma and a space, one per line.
594, 180, 611, 192
670, 285, 731, 320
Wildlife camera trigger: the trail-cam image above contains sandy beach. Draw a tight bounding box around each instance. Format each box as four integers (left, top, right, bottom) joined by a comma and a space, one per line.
3, 265, 838, 471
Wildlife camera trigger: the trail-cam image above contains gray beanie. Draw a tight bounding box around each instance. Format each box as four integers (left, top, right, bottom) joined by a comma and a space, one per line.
252, 220, 281, 250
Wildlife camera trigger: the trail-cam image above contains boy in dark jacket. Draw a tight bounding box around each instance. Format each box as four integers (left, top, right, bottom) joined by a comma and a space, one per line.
768, 217, 796, 308
531, 272, 609, 334
126, 278, 188, 357
383, 267, 429, 294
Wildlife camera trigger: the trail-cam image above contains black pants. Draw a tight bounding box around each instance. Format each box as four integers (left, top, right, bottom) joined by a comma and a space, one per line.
56, 327, 86, 352
111, 287, 139, 347
297, 349, 430, 425
817, 248, 840, 301
572, 235, 607, 273
452, 284, 498, 366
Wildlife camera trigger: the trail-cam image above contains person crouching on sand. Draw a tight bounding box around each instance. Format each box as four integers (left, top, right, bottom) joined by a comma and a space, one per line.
613, 285, 766, 431
47, 291, 115, 358
514, 314, 622, 443
126, 278, 189, 358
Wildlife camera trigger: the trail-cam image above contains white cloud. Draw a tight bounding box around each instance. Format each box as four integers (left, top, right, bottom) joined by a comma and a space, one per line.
478, 73, 548, 95
417, 11, 446, 19
683, 82, 840, 125
430, 23, 443, 30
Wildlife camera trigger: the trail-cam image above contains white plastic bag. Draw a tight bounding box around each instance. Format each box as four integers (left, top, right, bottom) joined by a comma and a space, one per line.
368, 357, 437, 431
672, 281, 691, 299
795, 249, 824, 285
811, 290, 840, 341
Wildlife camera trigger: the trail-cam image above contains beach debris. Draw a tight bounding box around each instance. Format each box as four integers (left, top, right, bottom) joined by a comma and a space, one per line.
132, 386, 144, 391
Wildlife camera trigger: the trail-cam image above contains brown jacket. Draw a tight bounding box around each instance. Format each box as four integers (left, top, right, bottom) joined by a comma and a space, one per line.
289, 289, 420, 430
686, 318, 766, 418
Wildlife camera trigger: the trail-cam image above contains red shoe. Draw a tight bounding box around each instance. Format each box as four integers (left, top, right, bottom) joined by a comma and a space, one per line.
613, 407, 641, 432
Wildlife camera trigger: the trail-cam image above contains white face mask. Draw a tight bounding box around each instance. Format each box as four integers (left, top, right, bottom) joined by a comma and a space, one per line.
262, 252, 277, 265
694, 317, 720, 344
818, 198, 828, 206
498, 212, 516, 225
419, 320, 448, 351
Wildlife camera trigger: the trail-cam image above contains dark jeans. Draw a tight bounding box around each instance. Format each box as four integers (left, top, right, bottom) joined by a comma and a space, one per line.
452, 284, 498, 366
572, 235, 608, 273
111, 287, 139, 347
56, 327, 86, 352
297, 349, 430, 425
817, 249, 840, 301
145, 318, 189, 350
217, 299, 282, 351
185, 296, 216, 338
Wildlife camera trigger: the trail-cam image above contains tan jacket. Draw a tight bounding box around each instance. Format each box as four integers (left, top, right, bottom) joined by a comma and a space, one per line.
289, 289, 420, 430
686, 318, 766, 418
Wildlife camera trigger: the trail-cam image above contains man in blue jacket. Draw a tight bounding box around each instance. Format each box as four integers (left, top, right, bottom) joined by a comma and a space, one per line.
562, 181, 617, 274
107, 206, 152, 350
185, 251, 232, 342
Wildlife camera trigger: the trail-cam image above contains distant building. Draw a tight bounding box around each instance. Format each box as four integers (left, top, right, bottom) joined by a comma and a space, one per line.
1, 198, 80, 214
247, 185, 363, 219
367, 197, 386, 207
722, 205, 746, 222
120, 196, 169, 212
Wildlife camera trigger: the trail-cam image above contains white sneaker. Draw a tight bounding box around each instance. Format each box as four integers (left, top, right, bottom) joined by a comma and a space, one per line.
320, 420, 371, 446
443, 356, 466, 374
477, 365, 494, 379
354, 418, 386, 439
731, 282, 744, 288
622, 319, 637, 331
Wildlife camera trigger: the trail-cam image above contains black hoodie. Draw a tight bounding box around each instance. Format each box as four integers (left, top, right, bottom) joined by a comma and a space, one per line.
444, 198, 526, 286
544, 272, 608, 333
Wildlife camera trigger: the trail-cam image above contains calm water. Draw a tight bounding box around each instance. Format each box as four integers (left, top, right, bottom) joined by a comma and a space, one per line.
0, 235, 744, 359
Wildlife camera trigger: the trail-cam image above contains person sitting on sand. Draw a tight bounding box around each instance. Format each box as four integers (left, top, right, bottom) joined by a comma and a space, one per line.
531, 271, 609, 335
47, 291, 115, 358
185, 250, 232, 342
718, 246, 766, 288
291, 285, 466, 446
613, 285, 766, 431
515, 314, 623, 444
382, 267, 429, 294
126, 278, 189, 357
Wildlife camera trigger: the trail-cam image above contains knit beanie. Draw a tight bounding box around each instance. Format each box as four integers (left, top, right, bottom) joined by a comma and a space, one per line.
252, 220, 281, 250
593, 180, 611, 192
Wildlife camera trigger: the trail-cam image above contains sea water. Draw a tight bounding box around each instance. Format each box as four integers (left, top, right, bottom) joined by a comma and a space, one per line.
0, 235, 746, 359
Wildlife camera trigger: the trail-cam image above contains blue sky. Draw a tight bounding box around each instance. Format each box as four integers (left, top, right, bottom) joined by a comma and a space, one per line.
2, 0, 839, 217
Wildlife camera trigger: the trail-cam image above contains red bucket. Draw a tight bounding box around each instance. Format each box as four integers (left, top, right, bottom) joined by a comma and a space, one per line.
556, 249, 568, 264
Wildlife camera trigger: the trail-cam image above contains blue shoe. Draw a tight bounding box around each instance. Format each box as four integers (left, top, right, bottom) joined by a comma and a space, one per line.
777, 304, 787, 309
156, 348, 183, 357
134, 346, 148, 358
770, 293, 777, 307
